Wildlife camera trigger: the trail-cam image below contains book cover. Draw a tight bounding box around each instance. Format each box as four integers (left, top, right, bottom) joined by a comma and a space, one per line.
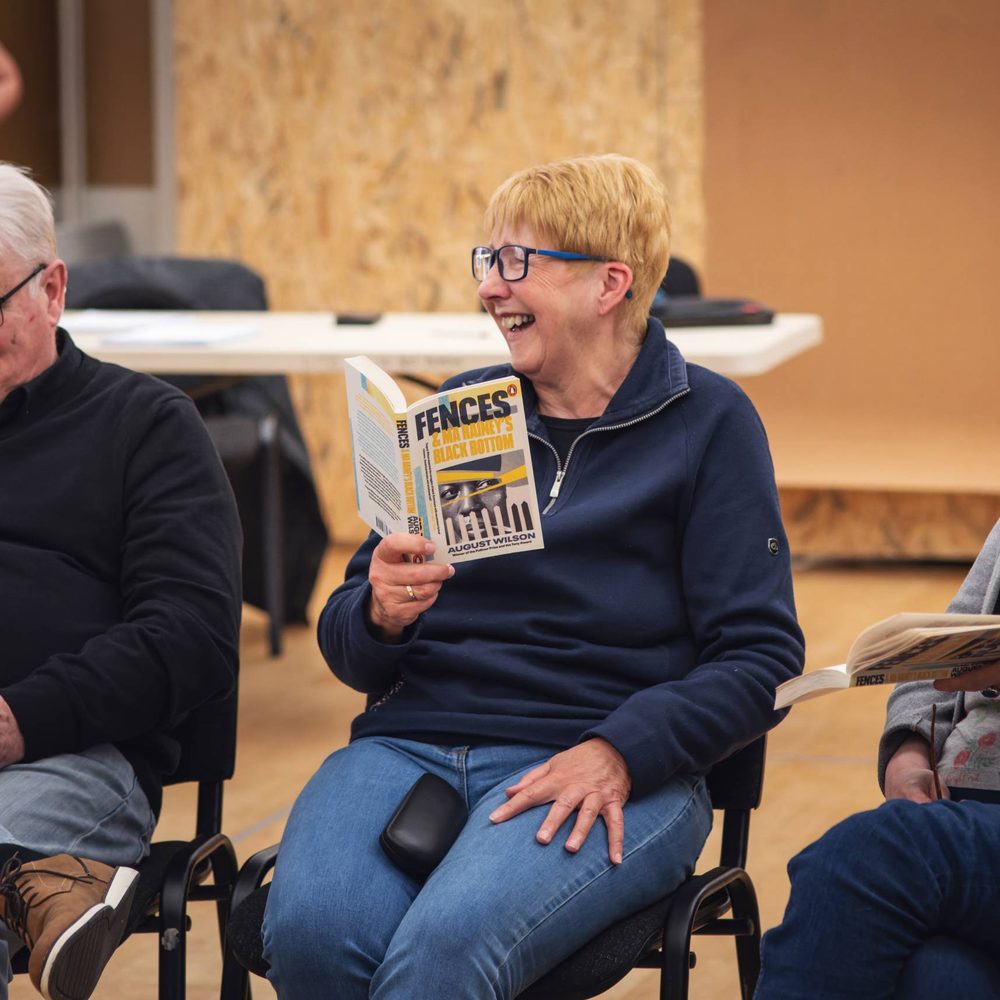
343, 355, 544, 563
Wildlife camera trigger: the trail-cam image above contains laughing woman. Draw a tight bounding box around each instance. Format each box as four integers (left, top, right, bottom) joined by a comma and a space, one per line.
262, 154, 804, 1000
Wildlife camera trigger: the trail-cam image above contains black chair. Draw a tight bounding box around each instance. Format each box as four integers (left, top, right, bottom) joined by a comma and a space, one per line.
54, 218, 133, 265
204, 412, 284, 656
662, 256, 702, 298
11, 687, 241, 1000
65, 256, 330, 656
219, 736, 766, 1000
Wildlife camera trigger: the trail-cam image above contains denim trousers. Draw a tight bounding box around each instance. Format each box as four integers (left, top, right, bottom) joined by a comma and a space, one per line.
0, 744, 156, 1000
755, 798, 1000, 999
263, 736, 713, 1000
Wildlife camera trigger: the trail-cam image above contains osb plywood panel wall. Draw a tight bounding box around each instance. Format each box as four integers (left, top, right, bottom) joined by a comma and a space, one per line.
175, 0, 704, 545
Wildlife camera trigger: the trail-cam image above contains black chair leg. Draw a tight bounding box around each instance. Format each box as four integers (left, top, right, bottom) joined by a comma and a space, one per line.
221, 845, 278, 1000
157, 835, 239, 1000
158, 914, 188, 1000
220, 953, 253, 1000
259, 414, 284, 657
212, 845, 240, 957
660, 866, 761, 1000
727, 871, 762, 999
660, 930, 693, 1000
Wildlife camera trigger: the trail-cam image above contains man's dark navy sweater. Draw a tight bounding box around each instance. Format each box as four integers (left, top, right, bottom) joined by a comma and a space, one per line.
0, 331, 241, 815
319, 321, 805, 797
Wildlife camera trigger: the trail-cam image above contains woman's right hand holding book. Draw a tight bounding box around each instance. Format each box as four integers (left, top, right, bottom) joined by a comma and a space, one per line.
367, 533, 455, 641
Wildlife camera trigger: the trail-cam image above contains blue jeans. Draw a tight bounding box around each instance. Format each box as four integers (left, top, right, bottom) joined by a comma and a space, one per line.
263, 736, 713, 1000
755, 799, 1000, 999
0, 744, 156, 1000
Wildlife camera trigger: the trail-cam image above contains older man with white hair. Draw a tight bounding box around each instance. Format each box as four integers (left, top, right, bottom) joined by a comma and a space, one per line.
0, 164, 241, 1000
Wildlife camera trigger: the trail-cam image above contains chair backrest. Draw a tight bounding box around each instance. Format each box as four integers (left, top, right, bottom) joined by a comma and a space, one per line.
165, 683, 239, 788
161, 680, 239, 838
705, 735, 767, 870
65, 256, 268, 311
706, 735, 766, 811
661, 256, 702, 297
55, 219, 133, 265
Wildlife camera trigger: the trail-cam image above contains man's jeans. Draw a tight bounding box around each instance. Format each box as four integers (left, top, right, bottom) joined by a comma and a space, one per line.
756, 798, 1000, 999
263, 736, 713, 1000
0, 744, 156, 999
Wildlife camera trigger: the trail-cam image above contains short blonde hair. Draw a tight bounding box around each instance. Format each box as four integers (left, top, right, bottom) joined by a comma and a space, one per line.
484, 154, 671, 335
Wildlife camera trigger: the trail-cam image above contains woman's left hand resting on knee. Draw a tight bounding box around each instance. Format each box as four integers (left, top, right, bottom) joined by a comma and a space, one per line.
489, 738, 631, 864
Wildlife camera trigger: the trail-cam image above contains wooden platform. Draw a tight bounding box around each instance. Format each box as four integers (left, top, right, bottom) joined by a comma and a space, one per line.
781, 486, 1000, 561
767, 409, 1000, 561
10, 551, 970, 999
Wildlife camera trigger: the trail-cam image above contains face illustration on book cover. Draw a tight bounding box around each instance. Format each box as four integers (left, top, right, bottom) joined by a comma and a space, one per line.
437, 452, 535, 546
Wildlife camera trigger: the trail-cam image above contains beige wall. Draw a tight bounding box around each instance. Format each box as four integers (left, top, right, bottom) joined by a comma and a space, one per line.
174, 0, 705, 542
704, 0, 1000, 496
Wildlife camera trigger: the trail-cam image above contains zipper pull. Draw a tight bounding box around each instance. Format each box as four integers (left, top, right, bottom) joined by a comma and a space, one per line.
549, 470, 565, 499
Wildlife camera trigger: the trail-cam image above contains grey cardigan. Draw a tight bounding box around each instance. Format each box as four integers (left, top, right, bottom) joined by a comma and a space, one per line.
877, 518, 1000, 791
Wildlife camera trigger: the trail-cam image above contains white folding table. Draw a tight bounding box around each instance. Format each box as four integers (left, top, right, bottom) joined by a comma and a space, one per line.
62, 310, 822, 378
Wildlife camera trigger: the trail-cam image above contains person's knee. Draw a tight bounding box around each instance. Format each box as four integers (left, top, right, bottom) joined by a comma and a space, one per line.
263, 885, 362, 976
376, 910, 508, 1000
789, 801, 922, 887
896, 935, 1000, 999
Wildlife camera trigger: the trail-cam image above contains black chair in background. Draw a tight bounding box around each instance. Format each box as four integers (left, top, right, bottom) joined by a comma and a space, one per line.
11, 687, 241, 1000
54, 218, 133, 265
65, 257, 330, 656
219, 736, 767, 1000
201, 412, 284, 656
661, 256, 702, 298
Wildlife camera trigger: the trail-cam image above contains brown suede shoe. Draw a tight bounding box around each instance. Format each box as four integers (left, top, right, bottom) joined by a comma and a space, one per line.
0, 853, 139, 1000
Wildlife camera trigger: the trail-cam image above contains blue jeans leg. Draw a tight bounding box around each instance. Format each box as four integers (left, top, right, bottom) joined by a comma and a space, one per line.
263, 736, 712, 1000
895, 936, 1000, 999
755, 799, 1000, 1000
0, 743, 156, 864
0, 744, 156, 1000
263, 737, 443, 999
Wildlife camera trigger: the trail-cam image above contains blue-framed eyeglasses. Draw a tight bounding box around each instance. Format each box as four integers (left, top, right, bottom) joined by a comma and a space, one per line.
0, 263, 47, 327
471, 244, 610, 283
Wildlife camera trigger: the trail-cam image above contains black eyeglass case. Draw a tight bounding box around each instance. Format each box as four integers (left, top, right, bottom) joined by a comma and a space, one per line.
379, 772, 469, 880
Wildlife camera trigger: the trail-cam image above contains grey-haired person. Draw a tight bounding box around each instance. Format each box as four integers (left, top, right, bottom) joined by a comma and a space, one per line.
0, 163, 241, 1000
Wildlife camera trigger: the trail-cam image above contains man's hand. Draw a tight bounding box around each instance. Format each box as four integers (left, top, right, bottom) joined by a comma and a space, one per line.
0, 696, 25, 767
884, 734, 947, 803
367, 533, 455, 641
934, 662, 1000, 693
489, 738, 632, 864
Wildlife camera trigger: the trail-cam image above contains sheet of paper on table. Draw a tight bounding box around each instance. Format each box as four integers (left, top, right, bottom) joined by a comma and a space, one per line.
61, 310, 259, 346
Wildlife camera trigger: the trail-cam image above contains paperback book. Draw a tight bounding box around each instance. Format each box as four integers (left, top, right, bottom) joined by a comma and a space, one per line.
774, 613, 1000, 709
343, 356, 544, 563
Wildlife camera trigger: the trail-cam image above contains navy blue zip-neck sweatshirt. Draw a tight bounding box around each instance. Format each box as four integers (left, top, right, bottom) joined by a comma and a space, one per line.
319, 320, 804, 796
